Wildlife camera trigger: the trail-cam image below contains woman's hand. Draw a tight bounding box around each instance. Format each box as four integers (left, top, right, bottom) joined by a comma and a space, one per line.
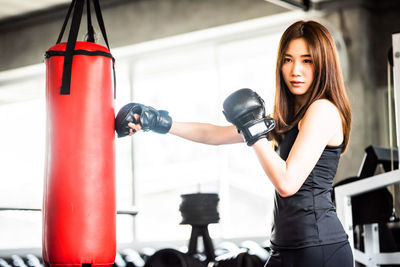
128, 114, 142, 136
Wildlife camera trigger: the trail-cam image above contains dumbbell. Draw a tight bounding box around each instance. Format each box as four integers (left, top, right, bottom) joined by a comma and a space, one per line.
11, 255, 27, 267
213, 251, 264, 267
0, 258, 12, 267
143, 248, 206, 267
214, 241, 241, 258
122, 248, 145, 267
240, 240, 270, 262
139, 247, 156, 264
112, 252, 126, 267
211, 241, 265, 267
214, 242, 246, 262
25, 254, 43, 267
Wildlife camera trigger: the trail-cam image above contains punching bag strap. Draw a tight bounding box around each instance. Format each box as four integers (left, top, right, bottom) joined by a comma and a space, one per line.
92, 0, 116, 98
92, 0, 110, 50
60, 0, 85, 95
57, 0, 95, 45
56, 0, 76, 45
86, 0, 95, 43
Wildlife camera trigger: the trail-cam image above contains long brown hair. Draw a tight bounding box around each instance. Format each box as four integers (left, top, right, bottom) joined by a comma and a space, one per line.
270, 20, 352, 152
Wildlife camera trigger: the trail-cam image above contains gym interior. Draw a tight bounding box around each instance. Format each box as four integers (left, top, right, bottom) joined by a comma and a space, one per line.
0, 0, 399, 266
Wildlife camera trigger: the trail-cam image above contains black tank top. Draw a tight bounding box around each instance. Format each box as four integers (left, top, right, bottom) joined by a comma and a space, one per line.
270, 125, 348, 250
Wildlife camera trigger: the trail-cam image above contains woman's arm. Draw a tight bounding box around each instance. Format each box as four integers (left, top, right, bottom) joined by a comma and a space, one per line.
169, 122, 243, 145
252, 99, 343, 197
129, 117, 243, 145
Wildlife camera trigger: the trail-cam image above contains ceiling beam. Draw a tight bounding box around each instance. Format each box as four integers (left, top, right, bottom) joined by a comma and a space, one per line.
264, 0, 310, 11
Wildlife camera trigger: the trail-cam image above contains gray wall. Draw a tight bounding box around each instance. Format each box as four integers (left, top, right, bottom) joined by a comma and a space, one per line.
1, 0, 399, 183
322, 2, 400, 183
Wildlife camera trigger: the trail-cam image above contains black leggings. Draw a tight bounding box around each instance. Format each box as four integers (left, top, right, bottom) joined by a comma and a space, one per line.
265, 241, 353, 267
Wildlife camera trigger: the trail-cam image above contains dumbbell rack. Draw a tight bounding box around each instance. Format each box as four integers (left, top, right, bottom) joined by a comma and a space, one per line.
335, 33, 400, 266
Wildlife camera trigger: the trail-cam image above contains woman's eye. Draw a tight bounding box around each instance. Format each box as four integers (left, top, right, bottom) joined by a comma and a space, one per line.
304, 59, 312, 64
283, 58, 291, 63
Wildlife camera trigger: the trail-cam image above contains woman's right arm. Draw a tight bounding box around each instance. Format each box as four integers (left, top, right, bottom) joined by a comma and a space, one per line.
169, 122, 243, 145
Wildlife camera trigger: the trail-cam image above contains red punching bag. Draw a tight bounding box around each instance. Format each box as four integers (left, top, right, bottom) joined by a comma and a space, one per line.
43, 0, 116, 266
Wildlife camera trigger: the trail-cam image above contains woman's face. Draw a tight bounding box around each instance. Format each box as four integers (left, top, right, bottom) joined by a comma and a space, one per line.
281, 38, 315, 102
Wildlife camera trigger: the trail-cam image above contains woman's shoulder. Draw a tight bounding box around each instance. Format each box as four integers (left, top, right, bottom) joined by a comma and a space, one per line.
306, 99, 340, 118
309, 98, 338, 110
299, 99, 341, 129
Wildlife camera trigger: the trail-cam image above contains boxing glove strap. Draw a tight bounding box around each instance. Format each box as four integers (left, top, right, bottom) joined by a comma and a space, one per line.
153, 110, 172, 134
241, 117, 275, 146
140, 107, 172, 134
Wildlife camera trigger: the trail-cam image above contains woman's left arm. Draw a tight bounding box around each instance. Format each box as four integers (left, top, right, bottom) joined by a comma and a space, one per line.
252, 99, 343, 197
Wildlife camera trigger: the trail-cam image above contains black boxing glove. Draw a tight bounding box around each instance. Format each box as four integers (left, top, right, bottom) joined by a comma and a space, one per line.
223, 88, 275, 146
115, 103, 172, 138
139, 105, 172, 133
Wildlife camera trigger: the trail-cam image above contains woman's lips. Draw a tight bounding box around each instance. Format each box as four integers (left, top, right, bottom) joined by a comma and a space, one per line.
290, 81, 304, 87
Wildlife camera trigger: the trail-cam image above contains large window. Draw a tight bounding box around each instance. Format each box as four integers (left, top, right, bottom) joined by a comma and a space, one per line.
0, 73, 45, 249
0, 11, 311, 249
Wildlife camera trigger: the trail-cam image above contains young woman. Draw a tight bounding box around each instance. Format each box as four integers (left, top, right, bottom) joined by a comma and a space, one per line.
116, 20, 353, 266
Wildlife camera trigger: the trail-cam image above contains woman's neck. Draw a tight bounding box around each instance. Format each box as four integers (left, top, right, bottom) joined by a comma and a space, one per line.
294, 97, 306, 113
294, 91, 312, 113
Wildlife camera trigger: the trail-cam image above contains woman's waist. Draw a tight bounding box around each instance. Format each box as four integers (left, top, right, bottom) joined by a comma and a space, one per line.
275, 190, 335, 210
270, 209, 347, 248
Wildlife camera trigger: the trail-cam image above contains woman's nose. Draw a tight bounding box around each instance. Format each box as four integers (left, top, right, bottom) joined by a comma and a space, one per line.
291, 61, 302, 76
